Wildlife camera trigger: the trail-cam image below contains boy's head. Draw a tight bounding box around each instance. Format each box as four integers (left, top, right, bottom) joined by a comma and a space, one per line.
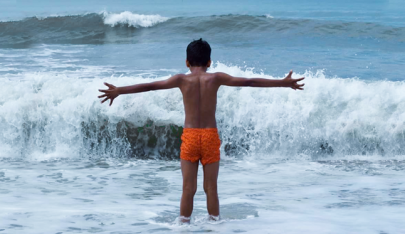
186, 38, 211, 67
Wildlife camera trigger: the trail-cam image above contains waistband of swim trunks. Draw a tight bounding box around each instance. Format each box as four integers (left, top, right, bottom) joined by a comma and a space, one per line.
183, 128, 218, 132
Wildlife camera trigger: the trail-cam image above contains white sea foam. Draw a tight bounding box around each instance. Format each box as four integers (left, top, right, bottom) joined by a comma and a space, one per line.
102, 11, 169, 28
0, 158, 403, 233
0, 62, 404, 159
0, 62, 404, 234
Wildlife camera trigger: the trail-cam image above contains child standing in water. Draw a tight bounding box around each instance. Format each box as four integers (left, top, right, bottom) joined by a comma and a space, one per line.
98, 38, 305, 222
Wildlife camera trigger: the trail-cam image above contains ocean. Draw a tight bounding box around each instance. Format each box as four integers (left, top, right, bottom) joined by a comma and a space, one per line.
0, 0, 404, 233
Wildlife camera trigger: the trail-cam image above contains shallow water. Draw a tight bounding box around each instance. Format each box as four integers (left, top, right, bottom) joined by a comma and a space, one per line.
1, 156, 404, 233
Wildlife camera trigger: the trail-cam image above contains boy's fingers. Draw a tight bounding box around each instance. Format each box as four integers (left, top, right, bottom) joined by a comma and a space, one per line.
104, 82, 115, 89
98, 94, 107, 98
296, 77, 305, 81
109, 99, 114, 106
101, 97, 108, 103
99, 89, 111, 93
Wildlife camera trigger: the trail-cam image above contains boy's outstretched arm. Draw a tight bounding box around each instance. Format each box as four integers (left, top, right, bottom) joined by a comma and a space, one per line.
98, 74, 182, 106
216, 70, 305, 90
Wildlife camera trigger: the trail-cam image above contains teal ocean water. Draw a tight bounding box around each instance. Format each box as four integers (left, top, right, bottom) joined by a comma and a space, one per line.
0, 0, 404, 233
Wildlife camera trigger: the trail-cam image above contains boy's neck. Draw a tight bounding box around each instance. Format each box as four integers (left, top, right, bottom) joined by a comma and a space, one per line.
189, 66, 208, 73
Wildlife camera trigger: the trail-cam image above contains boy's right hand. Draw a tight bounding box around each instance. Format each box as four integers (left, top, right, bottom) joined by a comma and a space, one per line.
283, 70, 305, 90
98, 82, 120, 106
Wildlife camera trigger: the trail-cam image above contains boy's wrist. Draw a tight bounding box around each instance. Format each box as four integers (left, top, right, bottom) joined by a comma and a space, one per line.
116, 87, 122, 95
281, 79, 289, 87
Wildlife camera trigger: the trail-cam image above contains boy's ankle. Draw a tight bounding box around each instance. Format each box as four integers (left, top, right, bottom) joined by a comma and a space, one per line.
178, 216, 191, 224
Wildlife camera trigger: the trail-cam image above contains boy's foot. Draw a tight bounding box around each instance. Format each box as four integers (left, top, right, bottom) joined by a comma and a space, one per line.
208, 215, 220, 221
178, 216, 191, 224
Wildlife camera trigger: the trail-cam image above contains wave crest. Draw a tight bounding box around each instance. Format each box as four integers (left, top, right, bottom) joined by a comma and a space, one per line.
102, 11, 169, 28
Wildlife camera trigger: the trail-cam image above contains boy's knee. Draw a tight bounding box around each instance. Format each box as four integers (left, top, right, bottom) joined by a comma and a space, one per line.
183, 184, 197, 196
203, 183, 217, 195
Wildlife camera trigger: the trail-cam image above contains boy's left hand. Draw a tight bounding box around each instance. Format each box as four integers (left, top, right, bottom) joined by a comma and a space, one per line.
283, 70, 305, 90
98, 82, 119, 106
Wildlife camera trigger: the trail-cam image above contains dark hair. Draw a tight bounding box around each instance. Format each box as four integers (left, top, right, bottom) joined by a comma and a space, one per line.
186, 38, 211, 67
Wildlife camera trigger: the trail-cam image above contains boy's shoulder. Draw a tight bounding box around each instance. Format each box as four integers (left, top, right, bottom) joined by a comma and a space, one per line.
174, 72, 231, 87
179, 72, 228, 79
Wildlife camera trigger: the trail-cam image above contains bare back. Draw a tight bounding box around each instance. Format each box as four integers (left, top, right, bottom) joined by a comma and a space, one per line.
178, 72, 220, 128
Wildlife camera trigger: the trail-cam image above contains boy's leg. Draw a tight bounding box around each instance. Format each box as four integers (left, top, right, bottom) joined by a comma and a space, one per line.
203, 161, 220, 217
180, 159, 199, 220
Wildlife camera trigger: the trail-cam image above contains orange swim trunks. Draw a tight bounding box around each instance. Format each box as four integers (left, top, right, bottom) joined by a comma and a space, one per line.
180, 128, 221, 165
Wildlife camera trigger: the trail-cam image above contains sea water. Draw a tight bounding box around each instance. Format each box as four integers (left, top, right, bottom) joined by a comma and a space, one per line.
0, 0, 405, 233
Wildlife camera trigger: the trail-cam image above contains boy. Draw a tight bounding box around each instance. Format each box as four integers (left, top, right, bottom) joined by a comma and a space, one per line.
98, 38, 304, 222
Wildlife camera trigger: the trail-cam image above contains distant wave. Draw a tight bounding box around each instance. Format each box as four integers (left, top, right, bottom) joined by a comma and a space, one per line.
102, 11, 169, 28
0, 62, 404, 160
0, 12, 404, 48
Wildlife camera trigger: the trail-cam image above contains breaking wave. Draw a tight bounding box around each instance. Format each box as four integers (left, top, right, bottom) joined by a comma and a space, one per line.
0, 62, 404, 160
